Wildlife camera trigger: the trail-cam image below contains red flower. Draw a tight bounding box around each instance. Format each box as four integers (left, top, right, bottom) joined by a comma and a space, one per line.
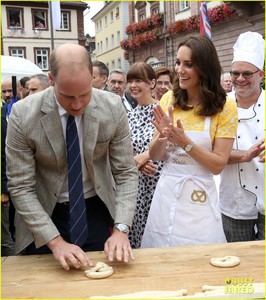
166, 3, 237, 36
125, 13, 163, 35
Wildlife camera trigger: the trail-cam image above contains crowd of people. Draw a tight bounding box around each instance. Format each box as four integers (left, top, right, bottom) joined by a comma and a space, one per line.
1, 31, 264, 270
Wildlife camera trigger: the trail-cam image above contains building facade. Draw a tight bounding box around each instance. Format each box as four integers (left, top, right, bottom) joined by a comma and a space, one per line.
1, 1, 87, 72
91, 1, 131, 72
120, 1, 264, 72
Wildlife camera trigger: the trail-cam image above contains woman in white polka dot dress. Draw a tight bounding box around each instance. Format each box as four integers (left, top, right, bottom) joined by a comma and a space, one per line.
126, 62, 164, 248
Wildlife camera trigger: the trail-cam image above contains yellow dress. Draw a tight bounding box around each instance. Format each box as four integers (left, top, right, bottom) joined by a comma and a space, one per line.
160, 90, 238, 145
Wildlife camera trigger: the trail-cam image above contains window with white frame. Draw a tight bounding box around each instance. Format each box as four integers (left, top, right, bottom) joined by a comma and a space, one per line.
6, 7, 23, 27
150, 1, 160, 15
110, 11, 114, 23
151, 7, 159, 15
32, 9, 48, 29
117, 31, 120, 46
99, 20, 102, 30
111, 34, 114, 48
97, 42, 99, 53
105, 16, 108, 27
96, 22, 99, 32
139, 13, 146, 20
9, 47, 25, 58
106, 38, 108, 51
117, 58, 121, 69
111, 60, 115, 70
100, 41, 103, 53
116, 6, 119, 18
60, 11, 70, 30
179, 1, 189, 11
34, 48, 49, 70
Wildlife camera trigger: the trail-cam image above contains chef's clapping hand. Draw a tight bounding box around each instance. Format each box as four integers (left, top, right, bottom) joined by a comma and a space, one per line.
104, 230, 134, 263
244, 139, 265, 163
139, 160, 158, 176
258, 140, 265, 163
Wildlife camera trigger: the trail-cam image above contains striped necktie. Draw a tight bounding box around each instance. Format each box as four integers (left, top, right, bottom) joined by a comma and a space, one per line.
66, 115, 88, 247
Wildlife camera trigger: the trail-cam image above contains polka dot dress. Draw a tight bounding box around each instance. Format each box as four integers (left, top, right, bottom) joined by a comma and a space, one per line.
128, 104, 163, 248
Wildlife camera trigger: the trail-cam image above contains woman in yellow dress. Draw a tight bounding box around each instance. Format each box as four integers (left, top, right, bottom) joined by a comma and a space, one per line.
141, 35, 238, 248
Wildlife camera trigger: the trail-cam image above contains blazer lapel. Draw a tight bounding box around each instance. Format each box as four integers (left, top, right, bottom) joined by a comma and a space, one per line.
40, 89, 67, 171
83, 97, 99, 159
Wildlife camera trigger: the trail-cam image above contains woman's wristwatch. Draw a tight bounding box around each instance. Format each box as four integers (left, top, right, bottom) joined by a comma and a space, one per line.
183, 142, 195, 152
113, 223, 130, 234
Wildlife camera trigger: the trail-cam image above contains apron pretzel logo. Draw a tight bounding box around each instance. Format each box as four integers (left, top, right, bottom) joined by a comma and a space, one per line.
191, 190, 207, 203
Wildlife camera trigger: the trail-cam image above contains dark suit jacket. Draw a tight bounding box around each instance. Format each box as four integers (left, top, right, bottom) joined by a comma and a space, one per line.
124, 93, 138, 109
1, 103, 8, 194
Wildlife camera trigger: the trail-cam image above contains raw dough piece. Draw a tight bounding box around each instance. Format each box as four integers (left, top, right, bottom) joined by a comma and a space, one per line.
85, 262, 113, 279
90, 289, 188, 298
210, 255, 240, 267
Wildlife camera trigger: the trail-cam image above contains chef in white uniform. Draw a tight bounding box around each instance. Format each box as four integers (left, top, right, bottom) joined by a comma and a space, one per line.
219, 31, 265, 242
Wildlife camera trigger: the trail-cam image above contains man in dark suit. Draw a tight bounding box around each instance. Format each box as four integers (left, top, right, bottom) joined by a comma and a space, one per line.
6, 43, 138, 270
108, 69, 137, 112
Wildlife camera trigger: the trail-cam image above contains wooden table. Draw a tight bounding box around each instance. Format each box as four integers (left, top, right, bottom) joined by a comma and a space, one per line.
1, 241, 264, 298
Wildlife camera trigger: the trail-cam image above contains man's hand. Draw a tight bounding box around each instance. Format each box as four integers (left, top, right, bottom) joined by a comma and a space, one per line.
244, 140, 265, 163
47, 235, 93, 271
104, 230, 134, 263
1, 193, 9, 207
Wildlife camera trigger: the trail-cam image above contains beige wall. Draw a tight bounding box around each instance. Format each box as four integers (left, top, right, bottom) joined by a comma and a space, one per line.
93, 1, 130, 72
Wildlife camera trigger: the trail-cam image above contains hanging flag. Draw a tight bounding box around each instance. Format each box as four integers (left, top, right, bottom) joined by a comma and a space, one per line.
51, 1, 61, 30
199, 1, 211, 39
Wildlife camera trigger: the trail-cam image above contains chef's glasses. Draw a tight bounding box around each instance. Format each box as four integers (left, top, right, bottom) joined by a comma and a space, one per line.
230, 70, 260, 79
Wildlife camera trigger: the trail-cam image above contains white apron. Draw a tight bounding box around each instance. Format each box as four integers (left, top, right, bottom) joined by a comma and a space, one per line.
141, 117, 226, 248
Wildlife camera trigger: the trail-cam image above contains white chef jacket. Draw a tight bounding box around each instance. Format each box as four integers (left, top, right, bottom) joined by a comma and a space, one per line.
219, 90, 265, 218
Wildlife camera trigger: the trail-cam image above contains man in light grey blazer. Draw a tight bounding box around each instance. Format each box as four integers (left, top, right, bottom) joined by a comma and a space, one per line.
6, 43, 138, 270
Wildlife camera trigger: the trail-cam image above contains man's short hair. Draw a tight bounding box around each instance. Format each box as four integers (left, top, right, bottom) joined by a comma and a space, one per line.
30, 74, 50, 89
108, 69, 126, 80
20, 76, 30, 87
92, 60, 109, 77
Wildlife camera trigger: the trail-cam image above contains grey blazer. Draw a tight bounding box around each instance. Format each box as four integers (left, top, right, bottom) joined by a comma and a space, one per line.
6, 87, 138, 254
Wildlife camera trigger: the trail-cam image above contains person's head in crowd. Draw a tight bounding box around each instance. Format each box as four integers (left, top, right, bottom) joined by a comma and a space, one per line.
230, 31, 264, 99
28, 74, 50, 95
126, 62, 156, 101
48, 43, 93, 117
19, 76, 30, 99
92, 60, 109, 90
220, 72, 233, 93
153, 66, 174, 100
108, 69, 127, 97
1, 77, 20, 104
173, 34, 226, 115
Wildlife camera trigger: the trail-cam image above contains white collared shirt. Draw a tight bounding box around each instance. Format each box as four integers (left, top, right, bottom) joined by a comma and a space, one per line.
55, 97, 96, 203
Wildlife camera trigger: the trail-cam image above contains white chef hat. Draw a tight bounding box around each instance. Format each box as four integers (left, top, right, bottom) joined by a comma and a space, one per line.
232, 31, 265, 70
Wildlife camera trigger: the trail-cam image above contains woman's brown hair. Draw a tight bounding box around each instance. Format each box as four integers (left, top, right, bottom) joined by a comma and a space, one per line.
126, 62, 156, 84
173, 34, 226, 116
